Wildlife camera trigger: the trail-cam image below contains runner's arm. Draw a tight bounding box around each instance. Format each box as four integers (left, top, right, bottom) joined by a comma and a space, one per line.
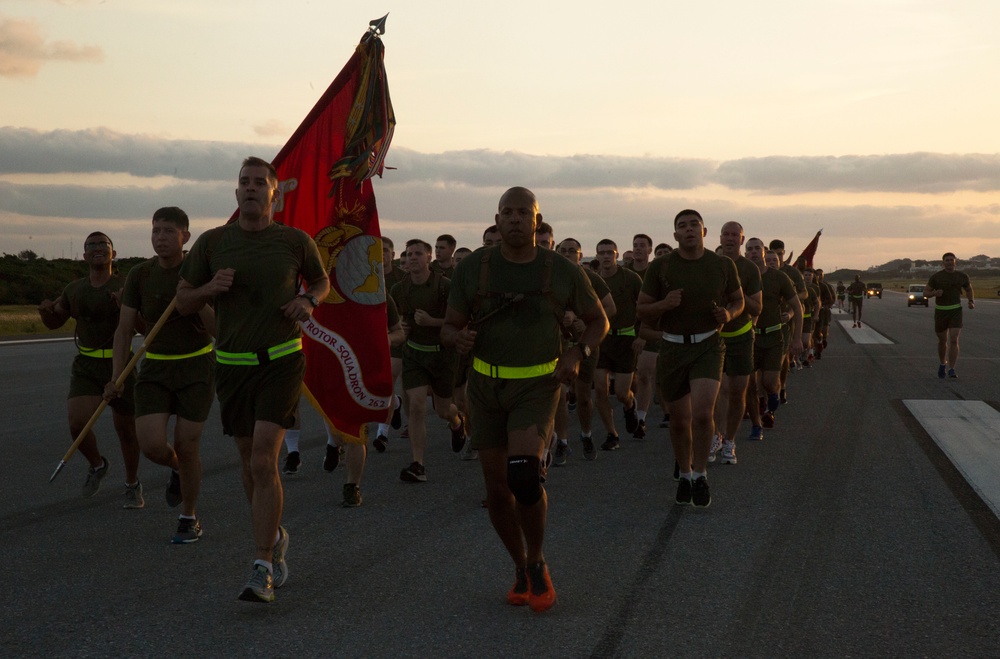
105, 304, 138, 400
37, 294, 70, 329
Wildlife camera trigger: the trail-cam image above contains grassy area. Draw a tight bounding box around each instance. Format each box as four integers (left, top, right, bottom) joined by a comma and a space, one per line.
870, 276, 1000, 296
0, 305, 75, 338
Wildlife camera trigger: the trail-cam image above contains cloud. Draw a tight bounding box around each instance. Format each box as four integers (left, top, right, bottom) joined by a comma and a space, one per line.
0, 179, 234, 219
0, 16, 102, 78
714, 153, 1000, 194
253, 120, 288, 138
0, 127, 277, 180
386, 148, 716, 190
1, 127, 999, 268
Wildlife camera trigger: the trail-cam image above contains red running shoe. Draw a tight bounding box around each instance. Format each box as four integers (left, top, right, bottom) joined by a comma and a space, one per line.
507, 566, 529, 606
527, 561, 557, 612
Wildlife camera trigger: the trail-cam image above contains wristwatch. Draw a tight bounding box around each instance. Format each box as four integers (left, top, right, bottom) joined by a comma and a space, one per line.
299, 293, 319, 308
575, 343, 592, 359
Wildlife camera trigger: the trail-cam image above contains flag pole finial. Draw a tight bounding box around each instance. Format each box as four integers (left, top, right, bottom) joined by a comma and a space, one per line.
364, 13, 388, 41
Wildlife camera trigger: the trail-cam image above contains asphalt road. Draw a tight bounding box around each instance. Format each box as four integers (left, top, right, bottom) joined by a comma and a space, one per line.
2, 294, 999, 657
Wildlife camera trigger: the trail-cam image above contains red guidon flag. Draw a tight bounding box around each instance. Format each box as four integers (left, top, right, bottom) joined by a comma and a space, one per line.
261, 18, 396, 443
792, 229, 823, 270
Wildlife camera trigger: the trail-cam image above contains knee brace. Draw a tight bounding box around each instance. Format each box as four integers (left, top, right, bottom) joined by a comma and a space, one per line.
507, 455, 543, 506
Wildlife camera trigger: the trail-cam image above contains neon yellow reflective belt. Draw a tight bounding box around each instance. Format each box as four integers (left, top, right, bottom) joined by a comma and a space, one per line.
78, 346, 113, 358
145, 344, 214, 361
610, 326, 637, 337
406, 340, 442, 353
472, 357, 558, 379
720, 320, 753, 339
935, 303, 961, 311
754, 323, 783, 335
803, 313, 813, 319
216, 338, 302, 366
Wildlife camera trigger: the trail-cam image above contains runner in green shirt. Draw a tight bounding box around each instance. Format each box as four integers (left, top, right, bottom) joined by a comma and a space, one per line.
38, 231, 141, 504
847, 275, 866, 328
104, 207, 215, 542
925, 252, 975, 378
177, 157, 330, 604
637, 210, 744, 508
442, 187, 608, 613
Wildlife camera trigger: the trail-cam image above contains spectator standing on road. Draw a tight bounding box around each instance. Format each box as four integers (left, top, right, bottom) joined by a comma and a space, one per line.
925, 252, 975, 379
37, 232, 142, 506
442, 186, 608, 613
177, 156, 330, 604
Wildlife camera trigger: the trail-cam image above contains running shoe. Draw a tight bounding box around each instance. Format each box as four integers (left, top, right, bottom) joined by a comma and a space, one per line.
81, 456, 109, 498
165, 469, 182, 507
461, 440, 479, 461
858, 321, 863, 328
748, 426, 764, 442
567, 391, 577, 412
708, 434, 722, 463
554, 439, 569, 466
581, 436, 597, 461
281, 451, 301, 476
272, 526, 290, 588
342, 483, 362, 508
526, 561, 557, 612
123, 481, 144, 509
400, 425, 409, 439
938, 364, 946, 379
948, 368, 957, 379
373, 433, 388, 453
659, 414, 670, 428
601, 433, 620, 451
507, 566, 529, 606
400, 461, 427, 483
390, 394, 402, 429
720, 440, 737, 464
692, 476, 711, 508
623, 402, 639, 434
632, 419, 646, 439
450, 414, 468, 453
803, 360, 812, 369
762, 411, 775, 429
852, 322, 858, 328
323, 444, 342, 472
675, 477, 692, 505
238, 564, 274, 603
171, 517, 203, 544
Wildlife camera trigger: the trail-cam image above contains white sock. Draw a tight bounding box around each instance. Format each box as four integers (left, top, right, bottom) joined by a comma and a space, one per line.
284, 429, 300, 453
637, 410, 646, 422
693, 470, 707, 480
326, 425, 337, 446
377, 423, 389, 436
680, 471, 693, 481
580, 431, 592, 438
254, 559, 273, 574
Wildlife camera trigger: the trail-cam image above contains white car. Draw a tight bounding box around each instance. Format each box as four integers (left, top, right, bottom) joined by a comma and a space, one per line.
907, 284, 929, 307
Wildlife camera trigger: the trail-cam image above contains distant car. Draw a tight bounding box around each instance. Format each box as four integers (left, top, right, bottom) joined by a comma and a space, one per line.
867, 282, 883, 299
907, 284, 929, 307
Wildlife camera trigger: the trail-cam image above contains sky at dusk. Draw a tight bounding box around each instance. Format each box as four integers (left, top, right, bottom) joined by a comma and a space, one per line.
2, 0, 999, 270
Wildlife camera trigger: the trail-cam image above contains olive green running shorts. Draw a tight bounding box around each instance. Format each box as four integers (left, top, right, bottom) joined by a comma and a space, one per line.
468, 370, 560, 450
216, 351, 304, 437
69, 354, 135, 415
656, 334, 724, 403
134, 353, 215, 421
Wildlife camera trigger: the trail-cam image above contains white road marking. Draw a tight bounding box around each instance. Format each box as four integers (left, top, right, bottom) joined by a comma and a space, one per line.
838, 320, 893, 344
904, 399, 1000, 520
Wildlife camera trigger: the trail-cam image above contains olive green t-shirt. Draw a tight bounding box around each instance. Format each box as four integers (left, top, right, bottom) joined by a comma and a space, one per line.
123, 258, 211, 355
779, 263, 806, 313
803, 283, 820, 317
448, 247, 600, 366
926, 270, 971, 307
847, 281, 866, 298
758, 267, 797, 328
640, 250, 741, 335
625, 263, 650, 282
430, 261, 456, 279
383, 266, 407, 294
62, 275, 125, 351
389, 273, 450, 346
585, 268, 611, 302
601, 267, 644, 330
179, 222, 326, 354
386, 295, 400, 329
723, 255, 762, 333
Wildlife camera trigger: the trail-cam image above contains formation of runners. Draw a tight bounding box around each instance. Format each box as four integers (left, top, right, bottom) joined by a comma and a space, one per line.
37, 160, 976, 609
